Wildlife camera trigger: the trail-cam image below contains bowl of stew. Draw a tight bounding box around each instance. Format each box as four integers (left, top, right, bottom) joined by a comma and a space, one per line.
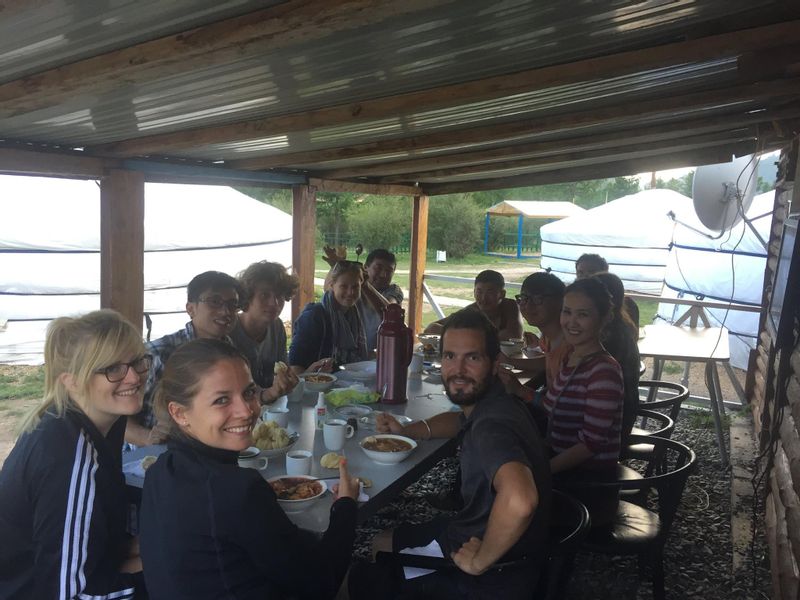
300, 372, 337, 393
360, 434, 417, 465
268, 476, 328, 512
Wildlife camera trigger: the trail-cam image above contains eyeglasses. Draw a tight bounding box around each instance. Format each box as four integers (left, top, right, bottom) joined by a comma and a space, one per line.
96, 355, 152, 383
515, 294, 551, 306
198, 296, 240, 312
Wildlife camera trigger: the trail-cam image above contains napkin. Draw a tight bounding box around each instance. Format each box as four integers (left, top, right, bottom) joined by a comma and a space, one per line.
324, 478, 369, 502
401, 540, 444, 579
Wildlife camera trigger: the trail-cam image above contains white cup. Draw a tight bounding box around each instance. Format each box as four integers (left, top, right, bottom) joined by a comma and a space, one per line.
287, 380, 305, 403
238, 446, 268, 470
409, 352, 424, 374
323, 419, 355, 451
285, 450, 312, 476
265, 406, 290, 428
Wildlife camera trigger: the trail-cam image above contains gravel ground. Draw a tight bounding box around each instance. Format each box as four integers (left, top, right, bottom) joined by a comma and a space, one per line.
353, 409, 771, 599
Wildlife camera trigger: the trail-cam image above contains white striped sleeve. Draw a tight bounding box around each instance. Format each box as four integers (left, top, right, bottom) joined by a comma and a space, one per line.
58, 432, 135, 600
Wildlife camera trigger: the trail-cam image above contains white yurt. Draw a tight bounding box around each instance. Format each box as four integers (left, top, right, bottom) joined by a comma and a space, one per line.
539, 189, 693, 294
0, 175, 293, 364
657, 191, 774, 370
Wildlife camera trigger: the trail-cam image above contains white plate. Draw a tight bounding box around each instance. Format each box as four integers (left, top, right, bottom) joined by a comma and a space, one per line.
340, 361, 377, 381
257, 431, 300, 458
358, 413, 412, 431
334, 404, 374, 418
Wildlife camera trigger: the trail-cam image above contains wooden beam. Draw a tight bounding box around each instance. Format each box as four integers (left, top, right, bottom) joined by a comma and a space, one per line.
422, 144, 755, 195
380, 130, 761, 184
229, 78, 800, 170
0, 147, 111, 178
0, 0, 457, 120
316, 107, 800, 179
88, 20, 800, 158
307, 178, 420, 197
100, 169, 144, 331
291, 185, 317, 324
408, 195, 429, 338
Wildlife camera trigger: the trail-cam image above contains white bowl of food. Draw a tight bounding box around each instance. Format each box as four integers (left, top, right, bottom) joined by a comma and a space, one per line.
341, 360, 377, 382
252, 421, 300, 457
268, 475, 327, 512
360, 434, 417, 465
300, 372, 337, 392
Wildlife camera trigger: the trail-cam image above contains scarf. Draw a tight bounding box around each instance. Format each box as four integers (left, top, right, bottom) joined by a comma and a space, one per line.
321, 290, 368, 365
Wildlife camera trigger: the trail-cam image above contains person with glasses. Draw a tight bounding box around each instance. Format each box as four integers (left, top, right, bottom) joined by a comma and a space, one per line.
289, 260, 368, 373
499, 272, 568, 395
424, 270, 523, 341
231, 261, 300, 402
0, 310, 147, 599
126, 270, 241, 447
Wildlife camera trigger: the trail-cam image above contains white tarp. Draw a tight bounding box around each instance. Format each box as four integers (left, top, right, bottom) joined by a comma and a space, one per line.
540, 189, 693, 294
0, 175, 293, 364
657, 191, 774, 369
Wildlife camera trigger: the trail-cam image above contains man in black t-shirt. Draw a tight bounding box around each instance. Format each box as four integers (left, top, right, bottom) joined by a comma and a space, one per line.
350, 309, 552, 600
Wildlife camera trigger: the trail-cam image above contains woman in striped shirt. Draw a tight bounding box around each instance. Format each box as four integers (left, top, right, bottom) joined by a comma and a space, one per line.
543, 277, 624, 524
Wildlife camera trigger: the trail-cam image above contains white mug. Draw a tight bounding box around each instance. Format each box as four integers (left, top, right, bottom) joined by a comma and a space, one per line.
409, 352, 424, 374
285, 450, 313, 476
238, 446, 268, 470
265, 406, 290, 428
323, 419, 354, 451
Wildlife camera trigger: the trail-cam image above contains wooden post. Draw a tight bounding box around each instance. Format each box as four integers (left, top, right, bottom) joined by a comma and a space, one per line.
100, 169, 145, 332
408, 194, 429, 337
292, 184, 317, 324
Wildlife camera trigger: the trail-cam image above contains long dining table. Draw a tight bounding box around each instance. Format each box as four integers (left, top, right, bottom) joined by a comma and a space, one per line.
123, 369, 459, 533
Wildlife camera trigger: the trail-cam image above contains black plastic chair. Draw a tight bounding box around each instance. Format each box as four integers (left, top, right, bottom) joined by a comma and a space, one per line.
375, 490, 591, 600
568, 435, 698, 600
624, 409, 674, 461
627, 381, 688, 469
636, 380, 689, 425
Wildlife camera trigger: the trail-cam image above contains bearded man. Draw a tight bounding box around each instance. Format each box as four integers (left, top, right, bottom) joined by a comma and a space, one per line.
349, 309, 552, 600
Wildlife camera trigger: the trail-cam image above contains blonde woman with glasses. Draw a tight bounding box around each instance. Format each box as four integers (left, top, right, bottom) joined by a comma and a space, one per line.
0, 310, 148, 600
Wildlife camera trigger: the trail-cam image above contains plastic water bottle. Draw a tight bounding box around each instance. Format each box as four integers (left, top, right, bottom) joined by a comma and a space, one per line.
315, 392, 327, 429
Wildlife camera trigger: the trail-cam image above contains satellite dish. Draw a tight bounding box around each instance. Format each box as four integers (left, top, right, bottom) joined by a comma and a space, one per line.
692, 154, 758, 232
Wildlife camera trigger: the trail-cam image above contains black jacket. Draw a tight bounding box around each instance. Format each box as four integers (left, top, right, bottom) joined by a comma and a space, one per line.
139, 437, 357, 600
0, 409, 138, 600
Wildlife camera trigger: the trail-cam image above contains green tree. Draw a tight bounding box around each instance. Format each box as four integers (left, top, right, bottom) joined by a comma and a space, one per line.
428, 195, 484, 258
316, 192, 358, 246
654, 171, 694, 197
347, 197, 411, 252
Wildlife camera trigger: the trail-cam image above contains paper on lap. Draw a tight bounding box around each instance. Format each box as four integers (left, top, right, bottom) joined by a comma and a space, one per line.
401, 540, 444, 580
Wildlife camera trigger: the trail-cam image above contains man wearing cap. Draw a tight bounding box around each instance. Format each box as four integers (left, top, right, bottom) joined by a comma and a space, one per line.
425, 270, 523, 340
125, 270, 240, 446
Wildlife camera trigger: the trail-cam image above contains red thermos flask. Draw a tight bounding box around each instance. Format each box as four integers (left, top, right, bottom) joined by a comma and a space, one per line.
376, 304, 414, 404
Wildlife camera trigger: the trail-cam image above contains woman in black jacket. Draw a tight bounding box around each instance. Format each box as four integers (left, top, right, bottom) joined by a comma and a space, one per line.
139, 339, 359, 600
0, 310, 148, 600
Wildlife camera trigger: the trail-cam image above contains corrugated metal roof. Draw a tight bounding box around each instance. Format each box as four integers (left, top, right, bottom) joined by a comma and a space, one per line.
0, 0, 277, 82
0, 0, 797, 190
